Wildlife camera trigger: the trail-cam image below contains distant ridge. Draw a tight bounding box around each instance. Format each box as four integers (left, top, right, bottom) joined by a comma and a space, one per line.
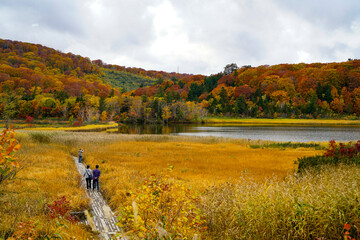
0, 38, 359, 123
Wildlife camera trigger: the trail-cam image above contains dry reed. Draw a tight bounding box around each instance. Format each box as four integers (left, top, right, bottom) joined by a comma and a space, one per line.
6, 130, 350, 239
201, 165, 360, 239
0, 133, 93, 239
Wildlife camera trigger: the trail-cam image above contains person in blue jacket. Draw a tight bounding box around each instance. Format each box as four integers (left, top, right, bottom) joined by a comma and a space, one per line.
92, 165, 101, 191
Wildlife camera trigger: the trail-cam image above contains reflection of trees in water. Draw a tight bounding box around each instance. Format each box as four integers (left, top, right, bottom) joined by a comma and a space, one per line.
162, 126, 171, 134
117, 124, 188, 135
118, 123, 128, 134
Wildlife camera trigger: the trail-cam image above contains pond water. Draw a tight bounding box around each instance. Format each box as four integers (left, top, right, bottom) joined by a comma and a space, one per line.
121, 124, 360, 142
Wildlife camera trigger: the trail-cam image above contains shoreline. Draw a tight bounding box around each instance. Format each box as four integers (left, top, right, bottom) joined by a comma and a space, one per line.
203, 117, 360, 126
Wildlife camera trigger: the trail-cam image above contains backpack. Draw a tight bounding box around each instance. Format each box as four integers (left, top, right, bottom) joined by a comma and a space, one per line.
86, 169, 93, 180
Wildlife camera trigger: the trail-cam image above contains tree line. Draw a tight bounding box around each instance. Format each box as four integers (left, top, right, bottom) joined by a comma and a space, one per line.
1, 38, 360, 125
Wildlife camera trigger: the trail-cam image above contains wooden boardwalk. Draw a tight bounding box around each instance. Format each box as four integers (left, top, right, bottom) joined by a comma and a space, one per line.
73, 157, 126, 240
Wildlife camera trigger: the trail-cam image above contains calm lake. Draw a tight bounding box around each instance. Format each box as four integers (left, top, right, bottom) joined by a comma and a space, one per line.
122, 124, 360, 142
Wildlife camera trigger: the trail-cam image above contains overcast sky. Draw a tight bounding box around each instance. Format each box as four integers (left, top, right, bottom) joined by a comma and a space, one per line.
1, 0, 360, 75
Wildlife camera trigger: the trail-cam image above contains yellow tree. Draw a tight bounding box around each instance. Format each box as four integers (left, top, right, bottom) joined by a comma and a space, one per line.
161, 106, 172, 124
100, 111, 108, 121
330, 98, 344, 113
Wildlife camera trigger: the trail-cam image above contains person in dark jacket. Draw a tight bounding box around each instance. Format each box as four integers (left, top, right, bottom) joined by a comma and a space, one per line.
84, 165, 92, 190
92, 165, 101, 191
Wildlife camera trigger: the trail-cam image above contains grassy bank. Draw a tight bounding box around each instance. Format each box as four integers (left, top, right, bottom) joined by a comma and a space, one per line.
21, 122, 118, 132
0, 120, 118, 132
204, 117, 360, 126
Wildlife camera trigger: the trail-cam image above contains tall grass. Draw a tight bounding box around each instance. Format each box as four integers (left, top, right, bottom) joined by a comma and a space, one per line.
201, 165, 360, 239
65, 132, 317, 187
0, 133, 93, 239
8, 131, 356, 239
41, 132, 320, 238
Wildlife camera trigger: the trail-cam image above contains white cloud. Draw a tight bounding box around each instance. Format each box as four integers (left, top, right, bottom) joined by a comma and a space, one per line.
0, 0, 359, 75
148, 1, 215, 73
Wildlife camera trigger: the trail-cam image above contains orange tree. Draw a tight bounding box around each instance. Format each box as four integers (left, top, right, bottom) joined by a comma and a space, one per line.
0, 127, 21, 185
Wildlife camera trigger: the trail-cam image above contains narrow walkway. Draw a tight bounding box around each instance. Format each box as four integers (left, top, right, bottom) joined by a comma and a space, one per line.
73, 157, 126, 240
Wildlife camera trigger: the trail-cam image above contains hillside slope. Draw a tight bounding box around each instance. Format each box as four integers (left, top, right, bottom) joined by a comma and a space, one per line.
131, 61, 360, 118
100, 68, 156, 92
0, 38, 203, 123
0, 38, 359, 124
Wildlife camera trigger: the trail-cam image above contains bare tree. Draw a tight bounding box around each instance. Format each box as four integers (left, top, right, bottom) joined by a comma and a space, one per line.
224, 63, 239, 75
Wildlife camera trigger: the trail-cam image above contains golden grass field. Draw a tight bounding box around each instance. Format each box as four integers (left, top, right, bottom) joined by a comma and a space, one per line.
84, 140, 318, 185
1, 130, 360, 239
0, 132, 94, 239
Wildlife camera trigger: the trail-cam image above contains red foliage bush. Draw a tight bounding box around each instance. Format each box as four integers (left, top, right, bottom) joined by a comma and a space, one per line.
324, 140, 360, 159
72, 118, 83, 127
25, 116, 34, 123
47, 196, 76, 223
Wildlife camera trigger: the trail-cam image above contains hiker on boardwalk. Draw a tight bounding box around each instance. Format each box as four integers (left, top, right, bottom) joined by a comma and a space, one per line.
84, 165, 93, 190
78, 148, 84, 163
93, 165, 101, 191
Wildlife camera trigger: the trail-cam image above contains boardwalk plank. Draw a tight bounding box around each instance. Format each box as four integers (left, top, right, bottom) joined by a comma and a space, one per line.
73, 157, 127, 239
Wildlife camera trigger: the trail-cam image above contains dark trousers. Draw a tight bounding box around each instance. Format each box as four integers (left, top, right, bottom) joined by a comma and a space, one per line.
86, 178, 92, 189
78, 155, 82, 163
93, 178, 99, 191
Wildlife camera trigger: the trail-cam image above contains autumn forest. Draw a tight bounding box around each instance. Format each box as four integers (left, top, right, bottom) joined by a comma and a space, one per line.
1, 38, 360, 125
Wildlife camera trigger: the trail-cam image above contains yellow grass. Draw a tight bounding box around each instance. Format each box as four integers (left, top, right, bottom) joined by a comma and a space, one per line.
201, 165, 360, 239
54, 132, 356, 239
19, 122, 118, 131
86, 141, 317, 184
40, 132, 319, 213
0, 133, 93, 239
6, 131, 354, 239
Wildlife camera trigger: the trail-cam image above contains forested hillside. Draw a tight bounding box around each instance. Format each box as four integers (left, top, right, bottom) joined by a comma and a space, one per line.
132, 61, 360, 118
100, 68, 155, 92
0, 39, 203, 124
0, 38, 359, 125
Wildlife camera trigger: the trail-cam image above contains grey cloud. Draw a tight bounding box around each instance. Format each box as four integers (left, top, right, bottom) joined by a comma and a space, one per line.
0, 0, 85, 35
76, 0, 160, 62
170, 0, 282, 66
273, 0, 360, 30
0, 0, 359, 75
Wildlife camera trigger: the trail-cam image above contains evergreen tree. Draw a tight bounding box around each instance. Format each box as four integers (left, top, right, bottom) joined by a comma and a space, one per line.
156, 87, 165, 98
187, 83, 203, 101
178, 80, 185, 88
305, 92, 318, 114
203, 73, 222, 92
99, 97, 106, 113
234, 95, 247, 114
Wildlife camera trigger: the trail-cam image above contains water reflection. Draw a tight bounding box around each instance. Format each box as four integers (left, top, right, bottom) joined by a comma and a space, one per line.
119, 124, 188, 135
118, 124, 360, 142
